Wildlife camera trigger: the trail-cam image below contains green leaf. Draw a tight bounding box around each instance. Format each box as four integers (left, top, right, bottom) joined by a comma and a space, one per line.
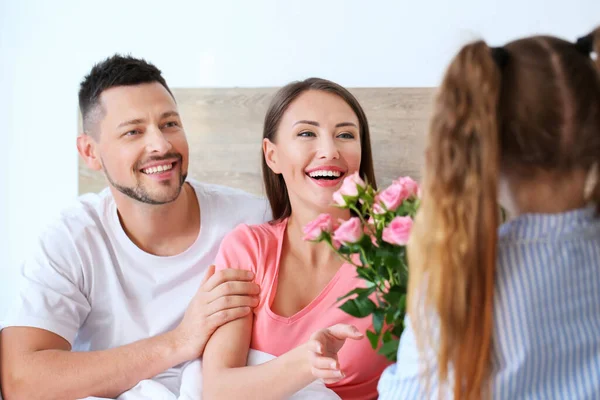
359, 251, 370, 268
339, 297, 376, 318
376, 263, 390, 281
392, 307, 404, 323
398, 294, 407, 311
385, 308, 396, 325
336, 286, 376, 302
383, 286, 404, 307
340, 194, 359, 208
373, 308, 385, 333
355, 266, 376, 282
366, 329, 380, 350
345, 243, 363, 254
319, 231, 332, 242
395, 201, 416, 217
377, 338, 400, 362
375, 247, 403, 271
382, 330, 393, 343
358, 234, 373, 248
392, 319, 406, 337
337, 245, 353, 255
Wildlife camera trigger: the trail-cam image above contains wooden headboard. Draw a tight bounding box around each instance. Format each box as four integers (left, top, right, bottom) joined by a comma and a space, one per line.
78, 87, 435, 195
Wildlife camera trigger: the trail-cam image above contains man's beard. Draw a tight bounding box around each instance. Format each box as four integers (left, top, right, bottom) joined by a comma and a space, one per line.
102, 154, 187, 205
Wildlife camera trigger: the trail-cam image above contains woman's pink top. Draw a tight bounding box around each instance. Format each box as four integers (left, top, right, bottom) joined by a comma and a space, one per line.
214, 219, 391, 400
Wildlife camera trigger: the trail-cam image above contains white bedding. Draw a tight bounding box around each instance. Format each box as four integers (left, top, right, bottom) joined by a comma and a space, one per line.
81, 349, 341, 400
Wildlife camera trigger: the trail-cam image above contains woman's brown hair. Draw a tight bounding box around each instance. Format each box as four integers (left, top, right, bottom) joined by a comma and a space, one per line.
262, 78, 377, 221
408, 27, 600, 399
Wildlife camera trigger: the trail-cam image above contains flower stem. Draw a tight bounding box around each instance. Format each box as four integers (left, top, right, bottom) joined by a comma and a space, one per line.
350, 204, 377, 236
326, 240, 359, 267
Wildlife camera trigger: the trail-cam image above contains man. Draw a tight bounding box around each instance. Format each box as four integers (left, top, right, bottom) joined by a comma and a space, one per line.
0, 55, 270, 399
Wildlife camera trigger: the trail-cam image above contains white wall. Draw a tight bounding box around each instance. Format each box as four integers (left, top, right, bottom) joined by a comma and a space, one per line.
1, 0, 598, 318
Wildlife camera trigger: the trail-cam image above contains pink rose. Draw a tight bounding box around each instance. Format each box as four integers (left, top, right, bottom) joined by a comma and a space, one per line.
371, 234, 379, 248
332, 190, 346, 206
376, 183, 409, 213
303, 213, 334, 241
332, 238, 342, 249
382, 216, 414, 246
393, 176, 420, 198
333, 217, 363, 245
373, 203, 386, 215
361, 220, 379, 248
333, 172, 366, 206
350, 253, 363, 266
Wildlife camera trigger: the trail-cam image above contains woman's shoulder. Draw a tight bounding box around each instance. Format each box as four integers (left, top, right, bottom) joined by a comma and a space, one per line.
216, 220, 286, 284
220, 219, 286, 257
246, 219, 286, 239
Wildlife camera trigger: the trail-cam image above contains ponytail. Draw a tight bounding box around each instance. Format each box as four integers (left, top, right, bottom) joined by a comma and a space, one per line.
591, 29, 600, 211
408, 40, 502, 399
576, 27, 600, 212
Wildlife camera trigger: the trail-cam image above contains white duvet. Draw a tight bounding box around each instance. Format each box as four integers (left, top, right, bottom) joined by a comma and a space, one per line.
82, 349, 341, 400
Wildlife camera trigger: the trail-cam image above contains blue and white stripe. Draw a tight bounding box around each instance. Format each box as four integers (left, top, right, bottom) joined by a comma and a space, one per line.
378, 205, 600, 399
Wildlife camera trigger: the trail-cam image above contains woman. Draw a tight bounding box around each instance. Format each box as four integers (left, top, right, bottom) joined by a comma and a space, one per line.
378, 28, 600, 399
201, 78, 391, 400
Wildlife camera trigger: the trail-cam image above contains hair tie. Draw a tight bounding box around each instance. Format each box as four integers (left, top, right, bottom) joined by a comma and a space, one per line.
490, 47, 510, 69
575, 33, 594, 55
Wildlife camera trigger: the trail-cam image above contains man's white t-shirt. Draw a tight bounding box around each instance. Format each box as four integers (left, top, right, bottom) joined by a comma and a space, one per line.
2, 180, 271, 394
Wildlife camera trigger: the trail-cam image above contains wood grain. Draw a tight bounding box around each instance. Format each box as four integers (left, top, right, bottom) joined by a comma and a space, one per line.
78, 87, 435, 195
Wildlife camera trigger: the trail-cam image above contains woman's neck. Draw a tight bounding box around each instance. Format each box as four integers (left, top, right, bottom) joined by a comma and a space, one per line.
285, 207, 350, 268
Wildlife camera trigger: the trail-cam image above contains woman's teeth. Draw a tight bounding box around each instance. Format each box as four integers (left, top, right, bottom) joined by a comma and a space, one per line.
308, 170, 342, 180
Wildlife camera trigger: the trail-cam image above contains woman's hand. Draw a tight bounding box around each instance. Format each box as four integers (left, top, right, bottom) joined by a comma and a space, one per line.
306, 324, 364, 384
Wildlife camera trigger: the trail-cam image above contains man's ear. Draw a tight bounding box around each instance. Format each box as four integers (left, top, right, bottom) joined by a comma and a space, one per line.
263, 138, 281, 174
77, 133, 102, 171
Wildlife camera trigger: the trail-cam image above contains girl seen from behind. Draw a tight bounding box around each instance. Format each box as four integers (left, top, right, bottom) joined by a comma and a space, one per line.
379, 27, 600, 399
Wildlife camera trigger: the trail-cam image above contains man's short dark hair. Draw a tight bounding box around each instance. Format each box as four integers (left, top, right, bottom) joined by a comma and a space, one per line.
78, 54, 173, 134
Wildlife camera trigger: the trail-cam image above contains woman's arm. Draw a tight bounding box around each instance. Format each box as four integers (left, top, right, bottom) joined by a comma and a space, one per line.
202, 225, 315, 398
203, 224, 356, 399
201, 314, 315, 400
202, 316, 364, 400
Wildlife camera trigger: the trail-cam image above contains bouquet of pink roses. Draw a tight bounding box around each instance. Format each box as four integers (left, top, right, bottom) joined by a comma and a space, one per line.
303, 172, 419, 361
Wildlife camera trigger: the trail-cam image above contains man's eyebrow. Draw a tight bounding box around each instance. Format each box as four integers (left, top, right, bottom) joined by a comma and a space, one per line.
116, 111, 180, 128
161, 111, 180, 119
117, 118, 145, 128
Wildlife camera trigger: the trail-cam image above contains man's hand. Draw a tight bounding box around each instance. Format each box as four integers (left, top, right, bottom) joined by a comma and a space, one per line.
306, 324, 364, 384
172, 265, 260, 360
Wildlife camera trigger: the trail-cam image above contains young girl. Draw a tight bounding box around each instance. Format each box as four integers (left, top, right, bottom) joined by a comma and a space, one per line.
378, 27, 600, 399
201, 78, 391, 400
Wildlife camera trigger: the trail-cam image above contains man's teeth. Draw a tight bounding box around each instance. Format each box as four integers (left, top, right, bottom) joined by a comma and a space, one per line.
142, 163, 173, 174
308, 170, 342, 178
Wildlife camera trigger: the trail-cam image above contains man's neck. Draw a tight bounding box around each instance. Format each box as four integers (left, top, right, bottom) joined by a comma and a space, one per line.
113, 183, 201, 256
